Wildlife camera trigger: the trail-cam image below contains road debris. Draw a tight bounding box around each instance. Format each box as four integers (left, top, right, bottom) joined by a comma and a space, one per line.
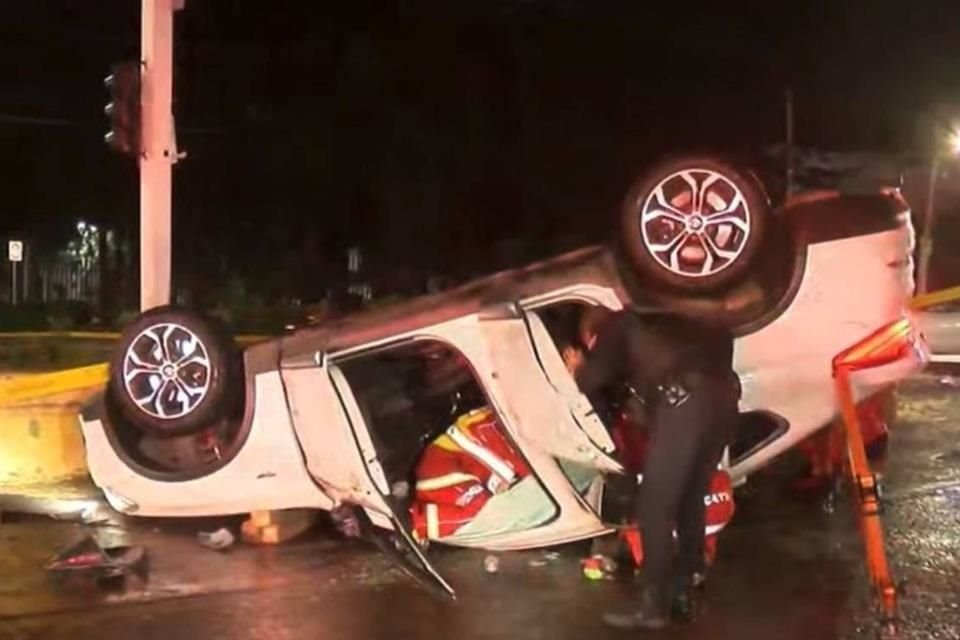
197, 527, 236, 551
581, 554, 617, 581
528, 550, 561, 567
45, 534, 148, 586
483, 555, 499, 573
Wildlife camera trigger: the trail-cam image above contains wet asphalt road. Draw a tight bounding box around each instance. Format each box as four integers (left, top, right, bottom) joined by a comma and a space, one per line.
1, 375, 958, 640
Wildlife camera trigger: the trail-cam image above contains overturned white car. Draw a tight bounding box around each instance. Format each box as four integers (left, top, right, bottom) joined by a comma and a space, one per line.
78, 156, 928, 597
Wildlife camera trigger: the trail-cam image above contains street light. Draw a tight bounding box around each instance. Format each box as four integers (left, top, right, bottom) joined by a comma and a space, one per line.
949, 129, 960, 156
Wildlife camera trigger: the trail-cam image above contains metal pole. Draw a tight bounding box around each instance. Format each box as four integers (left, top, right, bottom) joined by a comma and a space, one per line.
22, 243, 28, 302
139, 0, 181, 311
785, 86, 795, 199
11, 261, 17, 306
917, 154, 939, 295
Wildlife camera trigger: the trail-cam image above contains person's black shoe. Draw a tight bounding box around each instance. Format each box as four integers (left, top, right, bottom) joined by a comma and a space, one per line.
602, 608, 670, 630
671, 589, 692, 622
603, 588, 670, 630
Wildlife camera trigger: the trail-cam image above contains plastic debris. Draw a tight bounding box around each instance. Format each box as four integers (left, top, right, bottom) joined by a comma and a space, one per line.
484, 555, 500, 573
45, 534, 148, 585
528, 559, 548, 567
581, 554, 616, 581
197, 527, 235, 551
543, 551, 561, 561
581, 557, 604, 580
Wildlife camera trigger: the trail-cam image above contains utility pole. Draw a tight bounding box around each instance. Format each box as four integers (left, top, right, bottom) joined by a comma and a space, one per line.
785, 86, 795, 199
139, 0, 184, 311
917, 154, 939, 295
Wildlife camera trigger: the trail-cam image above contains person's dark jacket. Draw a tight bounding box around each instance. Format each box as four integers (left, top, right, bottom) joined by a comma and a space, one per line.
574, 310, 735, 401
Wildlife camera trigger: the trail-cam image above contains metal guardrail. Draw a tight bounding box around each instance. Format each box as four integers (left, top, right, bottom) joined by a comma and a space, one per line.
910, 284, 960, 310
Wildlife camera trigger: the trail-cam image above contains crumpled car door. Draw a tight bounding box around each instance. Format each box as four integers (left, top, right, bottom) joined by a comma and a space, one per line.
280, 352, 454, 599
520, 310, 619, 456
475, 310, 622, 473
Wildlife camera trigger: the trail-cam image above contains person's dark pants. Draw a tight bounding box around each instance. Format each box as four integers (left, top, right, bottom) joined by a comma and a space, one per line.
637, 373, 739, 610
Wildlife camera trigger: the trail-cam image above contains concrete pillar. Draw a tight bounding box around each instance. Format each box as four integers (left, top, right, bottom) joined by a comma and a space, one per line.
139, 0, 183, 311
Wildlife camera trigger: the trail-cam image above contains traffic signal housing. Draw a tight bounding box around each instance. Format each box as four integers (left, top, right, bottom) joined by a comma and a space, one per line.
104, 61, 141, 156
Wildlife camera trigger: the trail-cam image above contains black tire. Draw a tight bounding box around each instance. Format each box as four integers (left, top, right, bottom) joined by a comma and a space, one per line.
108, 306, 239, 437
620, 155, 771, 293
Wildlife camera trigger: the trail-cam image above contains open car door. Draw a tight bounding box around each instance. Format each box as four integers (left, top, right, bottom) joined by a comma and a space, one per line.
279, 351, 454, 600
520, 310, 619, 457
475, 306, 622, 473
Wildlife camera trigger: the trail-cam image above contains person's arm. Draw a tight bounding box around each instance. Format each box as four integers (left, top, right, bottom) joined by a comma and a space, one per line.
574, 314, 626, 396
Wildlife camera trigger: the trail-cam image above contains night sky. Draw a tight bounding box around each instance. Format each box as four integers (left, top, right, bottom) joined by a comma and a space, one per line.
2, 1, 960, 303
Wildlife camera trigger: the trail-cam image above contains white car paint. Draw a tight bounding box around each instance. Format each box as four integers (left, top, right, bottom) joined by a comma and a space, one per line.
83, 371, 334, 517
731, 227, 924, 478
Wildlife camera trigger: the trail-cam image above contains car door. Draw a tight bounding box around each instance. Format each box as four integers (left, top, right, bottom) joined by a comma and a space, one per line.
474, 306, 622, 473
520, 310, 618, 456
279, 350, 454, 599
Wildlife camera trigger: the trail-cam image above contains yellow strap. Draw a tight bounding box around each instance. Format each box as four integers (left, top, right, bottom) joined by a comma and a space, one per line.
425, 503, 440, 540
416, 472, 481, 491
430, 434, 462, 452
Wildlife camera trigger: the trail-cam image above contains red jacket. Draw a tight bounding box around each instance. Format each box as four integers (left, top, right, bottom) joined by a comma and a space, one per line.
410, 407, 530, 541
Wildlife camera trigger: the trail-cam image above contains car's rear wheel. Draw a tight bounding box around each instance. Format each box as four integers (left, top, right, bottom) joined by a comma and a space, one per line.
619, 155, 771, 293
108, 306, 240, 437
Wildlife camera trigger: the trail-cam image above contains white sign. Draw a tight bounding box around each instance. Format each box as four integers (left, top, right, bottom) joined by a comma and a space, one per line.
8, 240, 23, 263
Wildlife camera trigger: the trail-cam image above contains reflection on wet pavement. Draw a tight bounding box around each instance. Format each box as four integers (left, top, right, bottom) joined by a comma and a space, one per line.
1, 375, 958, 640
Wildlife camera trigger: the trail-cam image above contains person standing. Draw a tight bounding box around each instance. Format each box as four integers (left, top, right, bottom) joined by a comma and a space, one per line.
561, 307, 740, 630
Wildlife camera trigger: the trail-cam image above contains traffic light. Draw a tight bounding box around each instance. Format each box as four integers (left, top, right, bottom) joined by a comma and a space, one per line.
104, 61, 141, 156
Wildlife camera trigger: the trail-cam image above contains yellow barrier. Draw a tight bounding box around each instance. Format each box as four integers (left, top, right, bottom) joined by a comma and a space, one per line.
0, 364, 108, 407
0, 385, 99, 484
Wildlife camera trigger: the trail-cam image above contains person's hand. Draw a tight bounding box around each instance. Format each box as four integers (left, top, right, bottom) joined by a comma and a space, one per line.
562, 346, 585, 373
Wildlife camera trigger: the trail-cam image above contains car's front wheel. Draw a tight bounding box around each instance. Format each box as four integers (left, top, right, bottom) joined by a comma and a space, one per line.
108, 306, 240, 437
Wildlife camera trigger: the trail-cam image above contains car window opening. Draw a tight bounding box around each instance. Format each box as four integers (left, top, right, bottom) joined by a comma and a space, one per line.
336, 339, 560, 543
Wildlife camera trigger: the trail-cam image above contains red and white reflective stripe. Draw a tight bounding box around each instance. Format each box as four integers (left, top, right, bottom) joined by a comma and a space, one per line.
416, 472, 481, 492
425, 503, 440, 540
446, 425, 516, 485
705, 523, 727, 536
